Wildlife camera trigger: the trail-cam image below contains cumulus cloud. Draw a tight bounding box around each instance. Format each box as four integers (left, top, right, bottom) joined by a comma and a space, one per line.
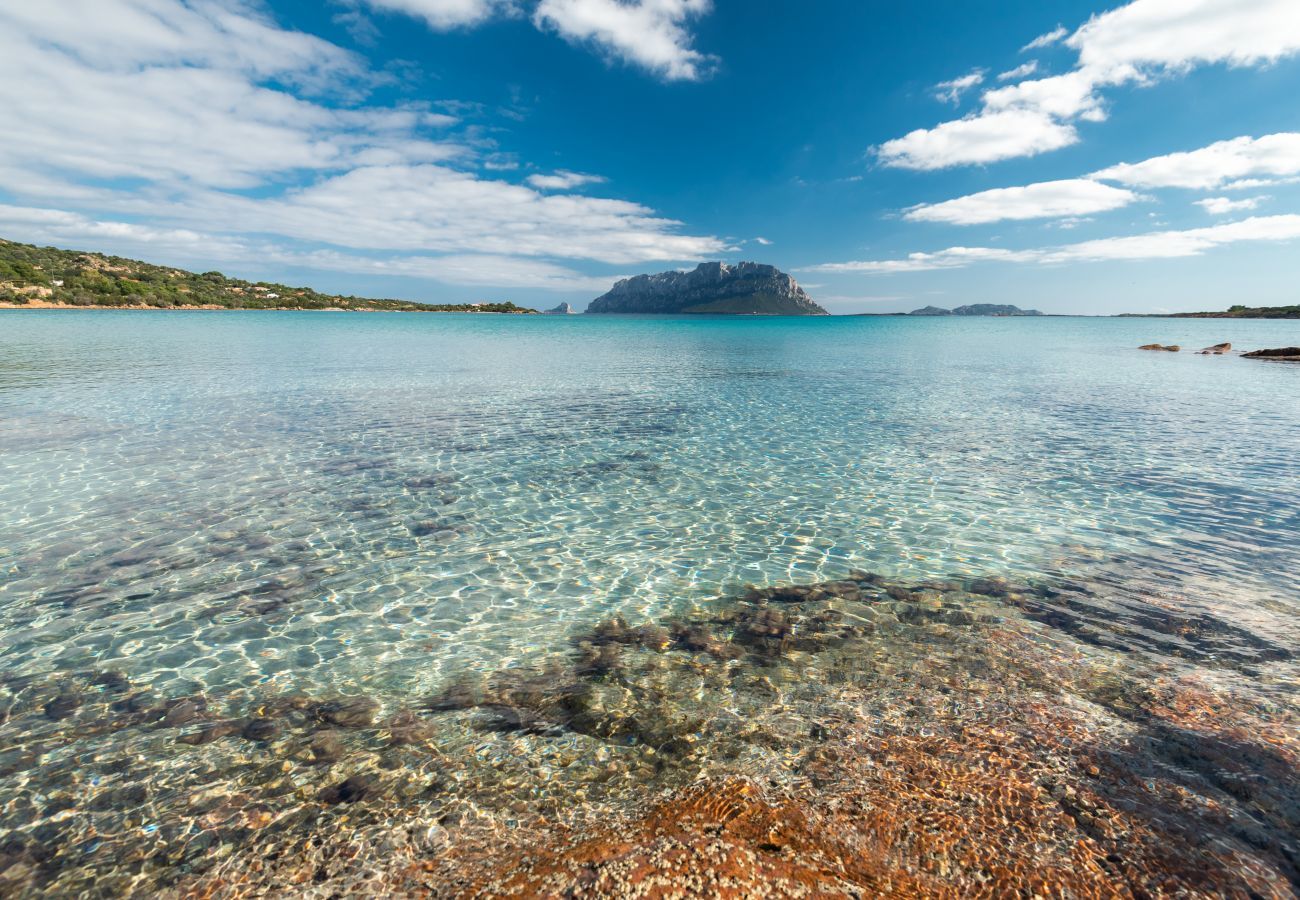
879, 0, 1300, 169
933, 70, 985, 104
904, 179, 1140, 225
1194, 195, 1268, 215
1092, 133, 1300, 189
804, 215, 1300, 273
525, 170, 608, 190
0, 0, 725, 289
533, 0, 716, 80
356, 0, 516, 30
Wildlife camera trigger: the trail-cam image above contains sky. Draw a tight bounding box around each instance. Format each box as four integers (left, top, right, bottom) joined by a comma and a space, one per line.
2, 0, 1299, 314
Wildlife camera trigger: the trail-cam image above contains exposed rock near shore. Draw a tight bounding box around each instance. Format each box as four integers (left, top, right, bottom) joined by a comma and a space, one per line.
1242, 346, 1300, 360
587, 262, 828, 315
1139, 343, 1180, 351
1198, 342, 1231, 354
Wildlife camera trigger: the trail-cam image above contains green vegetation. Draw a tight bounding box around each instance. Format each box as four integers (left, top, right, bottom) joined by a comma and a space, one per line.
0, 238, 536, 313
1170, 304, 1300, 319
1159, 304, 1300, 318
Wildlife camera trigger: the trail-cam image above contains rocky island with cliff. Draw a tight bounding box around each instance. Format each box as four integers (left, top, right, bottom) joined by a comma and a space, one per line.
587, 262, 828, 315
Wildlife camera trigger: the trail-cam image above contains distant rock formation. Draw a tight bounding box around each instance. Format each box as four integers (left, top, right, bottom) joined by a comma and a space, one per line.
587, 262, 827, 315
908, 304, 1043, 317
542, 302, 576, 315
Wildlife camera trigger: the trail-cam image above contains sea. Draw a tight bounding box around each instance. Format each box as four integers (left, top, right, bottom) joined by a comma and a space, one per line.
1, 310, 1298, 894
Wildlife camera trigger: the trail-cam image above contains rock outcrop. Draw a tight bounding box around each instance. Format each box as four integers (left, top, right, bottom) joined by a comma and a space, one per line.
909, 303, 1043, 316
541, 302, 575, 315
587, 262, 827, 315
1139, 344, 1181, 351
1242, 347, 1300, 360
1198, 342, 1231, 354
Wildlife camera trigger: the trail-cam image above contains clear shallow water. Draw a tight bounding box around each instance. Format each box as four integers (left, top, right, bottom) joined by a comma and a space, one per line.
2, 310, 1299, 697
3, 310, 1300, 895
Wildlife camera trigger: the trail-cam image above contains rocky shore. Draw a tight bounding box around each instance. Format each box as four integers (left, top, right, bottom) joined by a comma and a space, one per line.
0, 566, 1295, 897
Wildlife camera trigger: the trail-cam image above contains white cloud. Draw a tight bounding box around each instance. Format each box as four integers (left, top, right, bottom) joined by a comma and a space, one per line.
525, 170, 608, 190
0, 204, 618, 292
1092, 133, 1300, 189
753, 236, 773, 246
880, 0, 1300, 169
877, 109, 1078, 170
934, 70, 985, 104
356, 0, 515, 30
1022, 26, 1067, 51
805, 215, 1300, 273
0, 0, 726, 290
904, 179, 1140, 225
997, 61, 1039, 81
533, 0, 715, 81
1194, 195, 1267, 215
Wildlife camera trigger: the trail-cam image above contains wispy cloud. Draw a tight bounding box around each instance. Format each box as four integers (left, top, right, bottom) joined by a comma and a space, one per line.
997, 60, 1039, 81
1021, 25, 1066, 51
354, 0, 518, 30
904, 179, 1140, 225
525, 170, 608, 189
933, 70, 984, 105
805, 215, 1300, 273
897, 132, 1300, 224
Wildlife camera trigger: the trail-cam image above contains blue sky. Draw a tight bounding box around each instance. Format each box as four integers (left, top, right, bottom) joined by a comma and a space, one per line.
2, 0, 1299, 313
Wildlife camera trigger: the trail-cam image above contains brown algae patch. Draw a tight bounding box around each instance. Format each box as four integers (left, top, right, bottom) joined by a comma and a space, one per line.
0, 570, 1296, 897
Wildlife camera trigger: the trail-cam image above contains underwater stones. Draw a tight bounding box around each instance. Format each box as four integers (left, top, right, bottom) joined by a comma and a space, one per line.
407, 519, 441, 537
968, 576, 1010, 597
307, 731, 345, 765
159, 697, 206, 728
176, 721, 242, 746
672, 623, 740, 660
242, 718, 280, 742
575, 643, 626, 678
319, 774, 378, 805
734, 607, 792, 648
426, 679, 481, 712
633, 624, 671, 651
43, 692, 82, 721
312, 697, 379, 728
89, 670, 131, 693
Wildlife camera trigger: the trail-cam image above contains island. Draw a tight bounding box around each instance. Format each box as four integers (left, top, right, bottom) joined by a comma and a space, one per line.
908, 304, 1043, 316
586, 262, 828, 315
0, 237, 536, 313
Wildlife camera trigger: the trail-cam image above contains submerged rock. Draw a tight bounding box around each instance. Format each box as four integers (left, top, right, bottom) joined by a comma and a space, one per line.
312, 697, 379, 728
1198, 342, 1231, 354
1138, 343, 1180, 351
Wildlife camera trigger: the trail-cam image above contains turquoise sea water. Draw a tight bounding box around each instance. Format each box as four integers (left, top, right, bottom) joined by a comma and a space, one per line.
2, 310, 1299, 697
3, 309, 1300, 893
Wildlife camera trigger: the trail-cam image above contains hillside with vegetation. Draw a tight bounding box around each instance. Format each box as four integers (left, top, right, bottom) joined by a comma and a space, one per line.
1169, 304, 1300, 319
0, 238, 534, 313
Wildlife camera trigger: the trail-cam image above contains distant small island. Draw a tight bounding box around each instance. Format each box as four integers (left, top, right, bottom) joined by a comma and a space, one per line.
0, 238, 535, 313
587, 262, 827, 315
907, 304, 1043, 317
